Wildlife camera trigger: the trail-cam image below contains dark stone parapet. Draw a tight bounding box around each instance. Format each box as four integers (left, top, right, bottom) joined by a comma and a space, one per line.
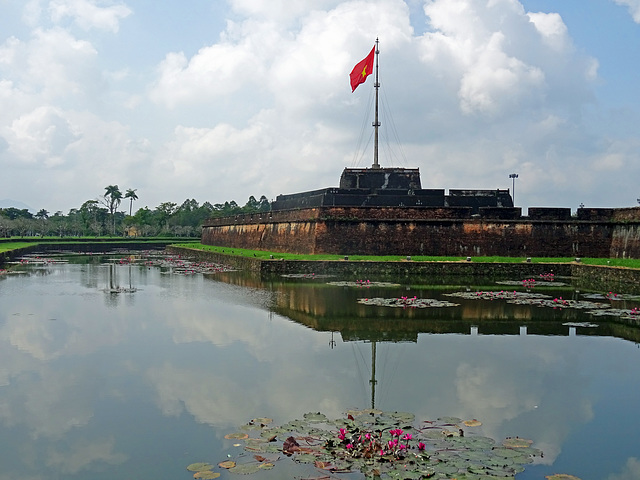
527, 207, 572, 220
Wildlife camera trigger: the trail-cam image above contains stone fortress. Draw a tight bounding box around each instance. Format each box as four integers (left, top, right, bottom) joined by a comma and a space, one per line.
201, 166, 640, 258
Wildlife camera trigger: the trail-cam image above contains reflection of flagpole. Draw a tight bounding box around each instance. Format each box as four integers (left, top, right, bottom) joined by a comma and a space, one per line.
370, 341, 377, 408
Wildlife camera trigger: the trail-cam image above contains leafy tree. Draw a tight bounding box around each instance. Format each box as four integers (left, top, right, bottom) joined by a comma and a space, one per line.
0, 207, 33, 220
259, 195, 271, 212
154, 202, 177, 232
80, 200, 108, 236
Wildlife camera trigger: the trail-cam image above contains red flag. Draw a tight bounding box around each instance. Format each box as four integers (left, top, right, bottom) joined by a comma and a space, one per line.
349, 45, 375, 92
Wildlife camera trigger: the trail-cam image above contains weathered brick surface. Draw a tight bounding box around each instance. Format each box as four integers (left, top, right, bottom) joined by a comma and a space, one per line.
201, 206, 640, 258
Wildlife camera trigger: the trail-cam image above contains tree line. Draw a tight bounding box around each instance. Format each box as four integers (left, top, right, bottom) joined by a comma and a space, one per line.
0, 185, 271, 238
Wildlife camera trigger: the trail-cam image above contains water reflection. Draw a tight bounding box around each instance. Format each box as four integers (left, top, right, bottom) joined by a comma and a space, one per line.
0, 256, 638, 480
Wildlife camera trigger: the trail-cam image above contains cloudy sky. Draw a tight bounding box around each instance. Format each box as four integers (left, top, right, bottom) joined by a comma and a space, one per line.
1, 0, 640, 214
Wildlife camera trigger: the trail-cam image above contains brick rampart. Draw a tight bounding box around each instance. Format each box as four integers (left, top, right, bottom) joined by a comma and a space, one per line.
201, 206, 640, 258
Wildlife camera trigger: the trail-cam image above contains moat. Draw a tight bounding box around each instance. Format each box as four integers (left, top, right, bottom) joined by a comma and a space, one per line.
0, 250, 639, 480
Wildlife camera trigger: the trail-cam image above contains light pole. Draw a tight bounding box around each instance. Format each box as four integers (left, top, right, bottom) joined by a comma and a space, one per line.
509, 173, 518, 205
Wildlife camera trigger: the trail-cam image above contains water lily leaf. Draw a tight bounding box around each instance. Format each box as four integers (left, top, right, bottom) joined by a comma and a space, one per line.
345, 408, 383, 417
304, 412, 329, 423
290, 453, 317, 464
545, 475, 582, 480
193, 471, 221, 479
492, 447, 526, 458
251, 417, 273, 425
226, 411, 542, 479
502, 437, 533, 448
387, 411, 415, 423
464, 419, 482, 427
437, 416, 462, 424
431, 462, 459, 474
228, 463, 261, 475
225, 432, 249, 440
187, 463, 213, 472
244, 437, 272, 452
240, 423, 264, 431
218, 460, 236, 469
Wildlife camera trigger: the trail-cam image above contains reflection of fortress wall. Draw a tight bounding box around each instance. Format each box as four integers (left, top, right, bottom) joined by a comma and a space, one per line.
202, 206, 640, 257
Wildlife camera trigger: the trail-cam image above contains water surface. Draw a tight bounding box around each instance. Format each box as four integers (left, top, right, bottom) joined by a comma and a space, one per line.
0, 253, 639, 480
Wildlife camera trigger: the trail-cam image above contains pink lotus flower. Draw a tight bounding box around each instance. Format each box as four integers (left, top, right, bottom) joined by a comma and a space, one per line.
402, 433, 412, 441
346, 443, 353, 450
418, 442, 426, 451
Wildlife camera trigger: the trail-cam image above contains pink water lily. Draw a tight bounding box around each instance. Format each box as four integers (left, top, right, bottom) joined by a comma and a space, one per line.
418, 442, 426, 451
402, 433, 412, 441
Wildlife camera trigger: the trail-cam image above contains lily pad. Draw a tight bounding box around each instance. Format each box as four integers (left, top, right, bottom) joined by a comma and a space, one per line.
464, 419, 482, 427
437, 416, 462, 424
207, 411, 559, 479
250, 417, 273, 425
545, 475, 582, 480
187, 463, 214, 472
193, 471, 221, 479
357, 297, 459, 308
502, 437, 533, 448
225, 432, 250, 440
218, 460, 236, 469
304, 412, 329, 423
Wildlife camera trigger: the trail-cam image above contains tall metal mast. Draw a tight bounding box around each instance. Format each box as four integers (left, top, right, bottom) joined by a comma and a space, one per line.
372, 38, 380, 169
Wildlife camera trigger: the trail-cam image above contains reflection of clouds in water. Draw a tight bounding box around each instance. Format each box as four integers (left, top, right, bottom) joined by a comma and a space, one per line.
45, 436, 127, 474
146, 319, 354, 429
147, 362, 257, 428
1, 297, 125, 361
0, 365, 99, 438
607, 457, 640, 480
453, 337, 593, 464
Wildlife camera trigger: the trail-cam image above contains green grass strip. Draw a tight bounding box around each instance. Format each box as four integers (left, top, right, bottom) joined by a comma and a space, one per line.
174, 243, 640, 268
0, 242, 33, 254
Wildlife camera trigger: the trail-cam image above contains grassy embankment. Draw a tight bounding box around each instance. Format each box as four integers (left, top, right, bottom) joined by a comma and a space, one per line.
173, 243, 640, 269
3, 239, 640, 268
0, 237, 198, 256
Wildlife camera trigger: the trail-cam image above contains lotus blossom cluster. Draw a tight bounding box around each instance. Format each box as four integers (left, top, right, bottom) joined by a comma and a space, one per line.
397, 296, 418, 307
332, 426, 427, 461
553, 297, 569, 307
539, 272, 555, 281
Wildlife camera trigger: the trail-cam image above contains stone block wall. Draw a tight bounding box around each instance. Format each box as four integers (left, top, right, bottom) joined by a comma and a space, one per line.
201, 205, 640, 258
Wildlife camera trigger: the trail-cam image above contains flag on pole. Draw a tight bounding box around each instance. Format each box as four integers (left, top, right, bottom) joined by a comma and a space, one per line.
349, 45, 375, 92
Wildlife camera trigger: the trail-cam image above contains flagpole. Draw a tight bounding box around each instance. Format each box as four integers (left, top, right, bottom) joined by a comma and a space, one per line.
372, 37, 380, 169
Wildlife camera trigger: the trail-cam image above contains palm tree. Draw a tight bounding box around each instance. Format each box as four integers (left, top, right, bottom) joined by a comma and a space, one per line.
35, 209, 49, 220
103, 185, 123, 235
124, 189, 138, 216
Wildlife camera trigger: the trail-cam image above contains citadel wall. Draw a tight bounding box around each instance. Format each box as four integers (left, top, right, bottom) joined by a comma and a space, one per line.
201, 206, 640, 258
